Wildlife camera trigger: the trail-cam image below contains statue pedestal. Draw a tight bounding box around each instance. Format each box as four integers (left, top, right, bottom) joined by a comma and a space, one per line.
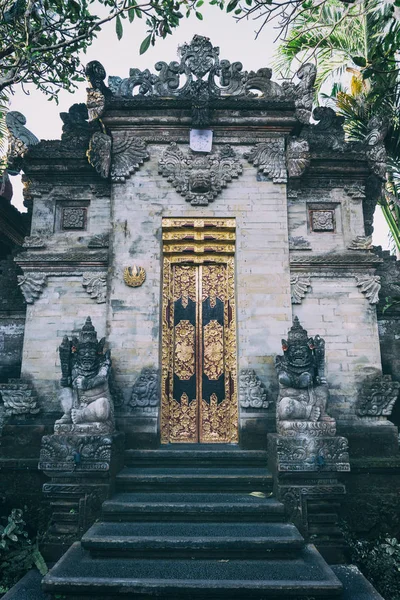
39, 431, 124, 560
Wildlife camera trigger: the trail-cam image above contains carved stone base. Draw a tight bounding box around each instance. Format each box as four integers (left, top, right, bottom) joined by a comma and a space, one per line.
273, 434, 350, 472
277, 418, 336, 437
39, 432, 124, 559
54, 421, 114, 436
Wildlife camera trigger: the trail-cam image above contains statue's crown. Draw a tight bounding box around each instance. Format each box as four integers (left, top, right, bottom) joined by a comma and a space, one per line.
287, 317, 309, 344
78, 316, 98, 346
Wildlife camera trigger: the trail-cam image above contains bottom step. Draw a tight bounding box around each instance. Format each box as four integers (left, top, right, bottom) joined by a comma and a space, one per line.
43, 542, 343, 599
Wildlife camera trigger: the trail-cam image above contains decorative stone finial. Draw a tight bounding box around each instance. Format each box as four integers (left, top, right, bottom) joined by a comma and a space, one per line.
6, 111, 39, 173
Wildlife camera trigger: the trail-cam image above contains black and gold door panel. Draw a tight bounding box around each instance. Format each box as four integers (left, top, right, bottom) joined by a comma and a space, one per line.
161, 219, 238, 444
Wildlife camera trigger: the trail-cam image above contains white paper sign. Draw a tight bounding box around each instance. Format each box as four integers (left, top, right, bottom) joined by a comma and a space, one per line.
190, 129, 213, 153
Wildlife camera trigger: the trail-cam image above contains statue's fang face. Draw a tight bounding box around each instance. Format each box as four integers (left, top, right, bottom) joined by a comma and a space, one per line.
77, 346, 98, 370
287, 344, 312, 366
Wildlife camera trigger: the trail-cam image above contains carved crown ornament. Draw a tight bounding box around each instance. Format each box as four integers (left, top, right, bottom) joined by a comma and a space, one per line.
158, 142, 242, 206
85, 36, 317, 127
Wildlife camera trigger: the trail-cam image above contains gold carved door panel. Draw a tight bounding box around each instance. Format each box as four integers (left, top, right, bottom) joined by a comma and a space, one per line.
161, 219, 238, 444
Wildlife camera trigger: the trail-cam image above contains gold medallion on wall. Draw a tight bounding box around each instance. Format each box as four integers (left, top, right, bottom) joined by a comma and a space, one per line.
161, 218, 238, 444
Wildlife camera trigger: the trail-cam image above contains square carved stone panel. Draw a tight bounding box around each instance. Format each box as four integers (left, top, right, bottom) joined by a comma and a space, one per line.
310, 210, 335, 232
61, 207, 87, 230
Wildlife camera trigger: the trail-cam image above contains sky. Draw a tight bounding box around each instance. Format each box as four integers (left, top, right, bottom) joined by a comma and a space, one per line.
8, 5, 390, 248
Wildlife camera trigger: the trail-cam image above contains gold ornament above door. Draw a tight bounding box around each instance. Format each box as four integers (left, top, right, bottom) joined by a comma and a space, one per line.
161, 218, 238, 444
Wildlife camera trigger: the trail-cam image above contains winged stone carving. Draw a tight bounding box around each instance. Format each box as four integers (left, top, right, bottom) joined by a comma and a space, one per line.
111, 132, 150, 182
355, 275, 381, 304
159, 143, 242, 206
82, 272, 107, 303
17, 273, 47, 304
290, 276, 312, 304
87, 132, 112, 178
6, 111, 39, 172
287, 138, 310, 178
245, 139, 287, 183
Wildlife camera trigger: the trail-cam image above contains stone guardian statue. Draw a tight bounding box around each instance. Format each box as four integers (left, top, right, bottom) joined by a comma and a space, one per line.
275, 317, 335, 436
55, 317, 114, 434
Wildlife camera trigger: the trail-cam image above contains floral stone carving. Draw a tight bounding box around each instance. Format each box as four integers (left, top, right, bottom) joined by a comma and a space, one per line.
159, 143, 242, 206
0, 381, 40, 416
128, 368, 159, 412
356, 374, 400, 418
39, 434, 113, 472
275, 317, 336, 437
6, 111, 39, 174
17, 273, 47, 304
287, 138, 310, 178
244, 139, 287, 183
55, 317, 114, 435
276, 436, 350, 472
239, 369, 269, 409
82, 272, 107, 303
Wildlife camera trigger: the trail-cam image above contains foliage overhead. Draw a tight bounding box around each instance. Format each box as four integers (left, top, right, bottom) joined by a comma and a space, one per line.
0, 0, 202, 102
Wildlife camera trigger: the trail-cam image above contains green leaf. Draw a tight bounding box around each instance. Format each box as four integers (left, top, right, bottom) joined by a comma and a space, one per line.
196, 0, 204, 6
352, 56, 367, 67
128, 7, 135, 22
234, 8, 242, 14
115, 14, 123, 40
226, 0, 239, 12
140, 34, 152, 55
195, 10, 203, 19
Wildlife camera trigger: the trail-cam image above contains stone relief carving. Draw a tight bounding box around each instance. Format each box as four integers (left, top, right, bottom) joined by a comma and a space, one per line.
6, 111, 39, 173
289, 237, 311, 251
128, 368, 159, 411
365, 116, 388, 180
277, 436, 350, 472
82, 273, 107, 303
275, 317, 336, 437
239, 370, 270, 409
244, 139, 287, 183
345, 184, 366, 202
355, 275, 381, 304
88, 233, 110, 248
373, 246, 400, 315
287, 138, 310, 178
85, 60, 111, 121
123, 266, 146, 287
87, 131, 149, 181
290, 276, 312, 304
106, 35, 315, 106
62, 207, 87, 230
22, 236, 46, 249
55, 317, 114, 435
0, 382, 40, 416
39, 434, 113, 471
159, 143, 242, 205
87, 132, 112, 178
60, 103, 94, 142
348, 235, 373, 250
17, 273, 47, 304
112, 132, 149, 182
356, 374, 400, 417
310, 210, 335, 232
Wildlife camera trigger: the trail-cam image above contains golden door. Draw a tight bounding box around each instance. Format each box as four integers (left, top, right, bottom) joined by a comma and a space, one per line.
161, 258, 238, 444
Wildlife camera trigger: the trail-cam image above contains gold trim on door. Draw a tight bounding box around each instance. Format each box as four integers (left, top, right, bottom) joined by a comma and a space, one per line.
161, 219, 238, 444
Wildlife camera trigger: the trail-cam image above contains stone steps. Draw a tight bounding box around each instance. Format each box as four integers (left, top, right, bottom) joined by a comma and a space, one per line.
82, 521, 304, 558
41, 447, 345, 599
102, 492, 284, 522
124, 446, 268, 468
116, 466, 273, 492
43, 542, 343, 599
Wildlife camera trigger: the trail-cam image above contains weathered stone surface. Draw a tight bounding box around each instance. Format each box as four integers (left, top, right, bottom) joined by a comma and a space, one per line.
276, 435, 350, 472
39, 434, 114, 471
128, 368, 159, 412
356, 374, 400, 417
0, 381, 40, 415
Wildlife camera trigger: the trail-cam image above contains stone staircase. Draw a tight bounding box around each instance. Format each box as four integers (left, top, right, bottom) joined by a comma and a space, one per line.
42, 445, 346, 599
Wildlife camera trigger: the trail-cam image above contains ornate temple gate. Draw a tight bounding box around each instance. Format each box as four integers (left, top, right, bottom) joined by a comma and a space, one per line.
161, 218, 238, 444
